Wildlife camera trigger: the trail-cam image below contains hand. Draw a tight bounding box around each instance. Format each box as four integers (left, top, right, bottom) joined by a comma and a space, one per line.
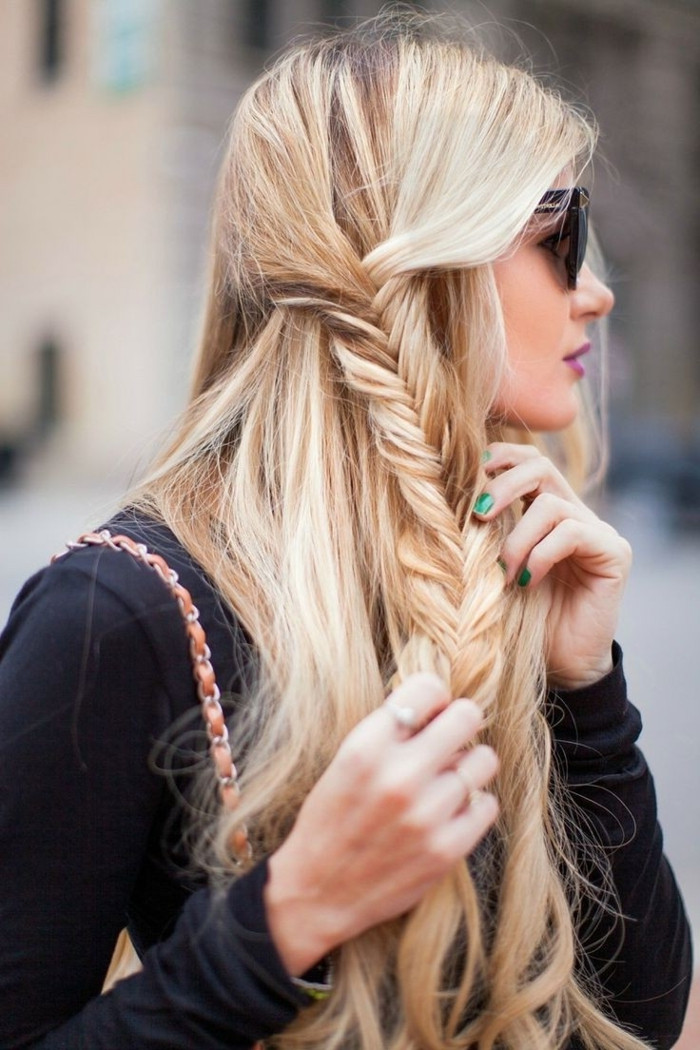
264, 673, 498, 977
475, 442, 632, 689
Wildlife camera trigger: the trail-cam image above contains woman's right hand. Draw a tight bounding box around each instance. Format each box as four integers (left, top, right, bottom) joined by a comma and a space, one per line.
264, 673, 499, 977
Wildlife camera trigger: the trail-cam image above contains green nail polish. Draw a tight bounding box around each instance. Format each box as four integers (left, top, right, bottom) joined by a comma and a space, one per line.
517, 567, 532, 588
474, 492, 494, 515
497, 558, 507, 573
481, 449, 492, 463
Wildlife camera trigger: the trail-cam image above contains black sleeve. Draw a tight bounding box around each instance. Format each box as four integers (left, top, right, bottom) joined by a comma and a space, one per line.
548, 643, 693, 1049
23, 863, 305, 1050
0, 558, 305, 1049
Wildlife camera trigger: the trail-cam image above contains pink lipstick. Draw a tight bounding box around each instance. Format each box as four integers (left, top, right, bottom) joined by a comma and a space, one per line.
563, 342, 590, 377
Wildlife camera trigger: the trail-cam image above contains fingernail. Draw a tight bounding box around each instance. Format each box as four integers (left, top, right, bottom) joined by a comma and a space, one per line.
497, 557, 507, 574
473, 492, 494, 516
481, 450, 492, 463
517, 567, 532, 588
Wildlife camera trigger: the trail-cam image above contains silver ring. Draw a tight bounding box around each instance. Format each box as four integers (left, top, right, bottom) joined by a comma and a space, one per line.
384, 698, 418, 730
454, 765, 483, 807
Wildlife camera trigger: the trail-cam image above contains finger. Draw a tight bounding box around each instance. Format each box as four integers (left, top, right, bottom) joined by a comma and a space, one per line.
509, 517, 630, 590
414, 744, 498, 824
450, 746, 499, 810
454, 745, 499, 794
430, 790, 499, 861
404, 698, 484, 774
499, 492, 598, 584
473, 456, 581, 521
483, 441, 542, 471
373, 672, 451, 743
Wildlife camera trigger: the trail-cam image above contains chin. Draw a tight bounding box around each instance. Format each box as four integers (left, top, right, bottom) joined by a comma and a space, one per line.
533, 407, 579, 432
492, 376, 583, 432
498, 397, 580, 433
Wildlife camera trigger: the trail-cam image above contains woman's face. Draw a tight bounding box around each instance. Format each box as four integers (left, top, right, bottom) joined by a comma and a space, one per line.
491, 212, 614, 432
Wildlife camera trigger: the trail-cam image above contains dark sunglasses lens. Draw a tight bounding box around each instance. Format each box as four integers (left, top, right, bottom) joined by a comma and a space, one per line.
535, 187, 590, 288
575, 202, 588, 280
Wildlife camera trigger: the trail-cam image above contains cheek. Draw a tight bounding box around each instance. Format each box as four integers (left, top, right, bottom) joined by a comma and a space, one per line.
494, 252, 568, 363
504, 313, 568, 375
491, 250, 577, 430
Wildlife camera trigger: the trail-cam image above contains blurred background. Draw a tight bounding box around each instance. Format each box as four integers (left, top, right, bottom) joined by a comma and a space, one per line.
0, 0, 698, 1041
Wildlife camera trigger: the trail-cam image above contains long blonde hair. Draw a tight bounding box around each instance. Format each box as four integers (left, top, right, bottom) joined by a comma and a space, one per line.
132, 13, 647, 1050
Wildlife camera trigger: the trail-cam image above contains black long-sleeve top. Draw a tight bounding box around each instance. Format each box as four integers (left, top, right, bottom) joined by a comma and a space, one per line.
0, 511, 692, 1049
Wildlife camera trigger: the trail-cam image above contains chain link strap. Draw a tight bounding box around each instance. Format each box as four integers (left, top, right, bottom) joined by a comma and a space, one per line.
52, 530, 252, 863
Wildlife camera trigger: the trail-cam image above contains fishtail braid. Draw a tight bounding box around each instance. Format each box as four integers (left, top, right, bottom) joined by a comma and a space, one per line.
276, 274, 465, 684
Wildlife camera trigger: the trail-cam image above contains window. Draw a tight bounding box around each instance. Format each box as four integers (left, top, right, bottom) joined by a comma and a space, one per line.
319, 0, 353, 26
36, 337, 61, 438
39, 0, 64, 83
243, 0, 271, 51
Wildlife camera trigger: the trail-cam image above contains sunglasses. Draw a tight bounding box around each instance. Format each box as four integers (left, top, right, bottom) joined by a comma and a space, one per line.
534, 186, 590, 289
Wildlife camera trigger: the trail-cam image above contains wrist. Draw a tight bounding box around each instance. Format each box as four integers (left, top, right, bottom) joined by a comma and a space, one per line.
264, 848, 342, 977
290, 955, 335, 1001
547, 649, 614, 692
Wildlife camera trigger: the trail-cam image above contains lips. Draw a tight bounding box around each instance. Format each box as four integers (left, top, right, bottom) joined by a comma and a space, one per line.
563, 341, 591, 377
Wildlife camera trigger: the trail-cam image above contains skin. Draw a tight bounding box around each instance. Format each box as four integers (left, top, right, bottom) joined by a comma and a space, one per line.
265, 195, 628, 979
266, 677, 499, 975
492, 241, 615, 432
480, 231, 628, 690
477, 440, 632, 689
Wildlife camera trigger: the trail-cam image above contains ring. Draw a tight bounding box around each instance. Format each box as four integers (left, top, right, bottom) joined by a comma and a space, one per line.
384, 698, 418, 730
454, 765, 483, 807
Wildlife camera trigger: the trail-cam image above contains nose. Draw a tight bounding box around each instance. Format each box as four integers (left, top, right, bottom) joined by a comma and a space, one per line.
572, 264, 615, 320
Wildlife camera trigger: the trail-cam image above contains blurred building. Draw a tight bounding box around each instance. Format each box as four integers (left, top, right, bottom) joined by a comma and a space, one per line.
0, 0, 698, 488
490, 0, 700, 514
0, 0, 250, 479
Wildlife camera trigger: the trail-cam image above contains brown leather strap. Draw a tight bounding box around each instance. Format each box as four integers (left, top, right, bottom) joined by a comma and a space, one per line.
52, 529, 252, 863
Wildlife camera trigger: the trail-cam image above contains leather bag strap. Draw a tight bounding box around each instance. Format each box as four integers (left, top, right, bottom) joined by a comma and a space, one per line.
52, 529, 252, 862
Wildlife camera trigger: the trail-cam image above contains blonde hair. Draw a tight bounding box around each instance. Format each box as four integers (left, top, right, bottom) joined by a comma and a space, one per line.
131, 12, 647, 1050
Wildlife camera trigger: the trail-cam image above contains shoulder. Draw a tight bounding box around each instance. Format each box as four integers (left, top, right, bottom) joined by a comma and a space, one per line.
2, 509, 254, 734
19, 508, 252, 698
97, 509, 256, 698
0, 517, 184, 744
6, 515, 185, 693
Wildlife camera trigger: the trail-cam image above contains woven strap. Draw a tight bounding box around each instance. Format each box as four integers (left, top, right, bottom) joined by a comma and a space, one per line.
52, 529, 252, 863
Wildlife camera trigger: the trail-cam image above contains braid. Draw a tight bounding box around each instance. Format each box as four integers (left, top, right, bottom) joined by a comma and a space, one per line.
275, 275, 465, 683
332, 273, 510, 711
311, 266, 580, 1045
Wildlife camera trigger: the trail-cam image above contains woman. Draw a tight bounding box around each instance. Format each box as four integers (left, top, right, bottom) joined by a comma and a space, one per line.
0, 12, 691, 1050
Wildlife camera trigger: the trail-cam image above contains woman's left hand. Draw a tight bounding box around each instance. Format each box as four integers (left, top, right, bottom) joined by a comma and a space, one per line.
474, 442, 632, 690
